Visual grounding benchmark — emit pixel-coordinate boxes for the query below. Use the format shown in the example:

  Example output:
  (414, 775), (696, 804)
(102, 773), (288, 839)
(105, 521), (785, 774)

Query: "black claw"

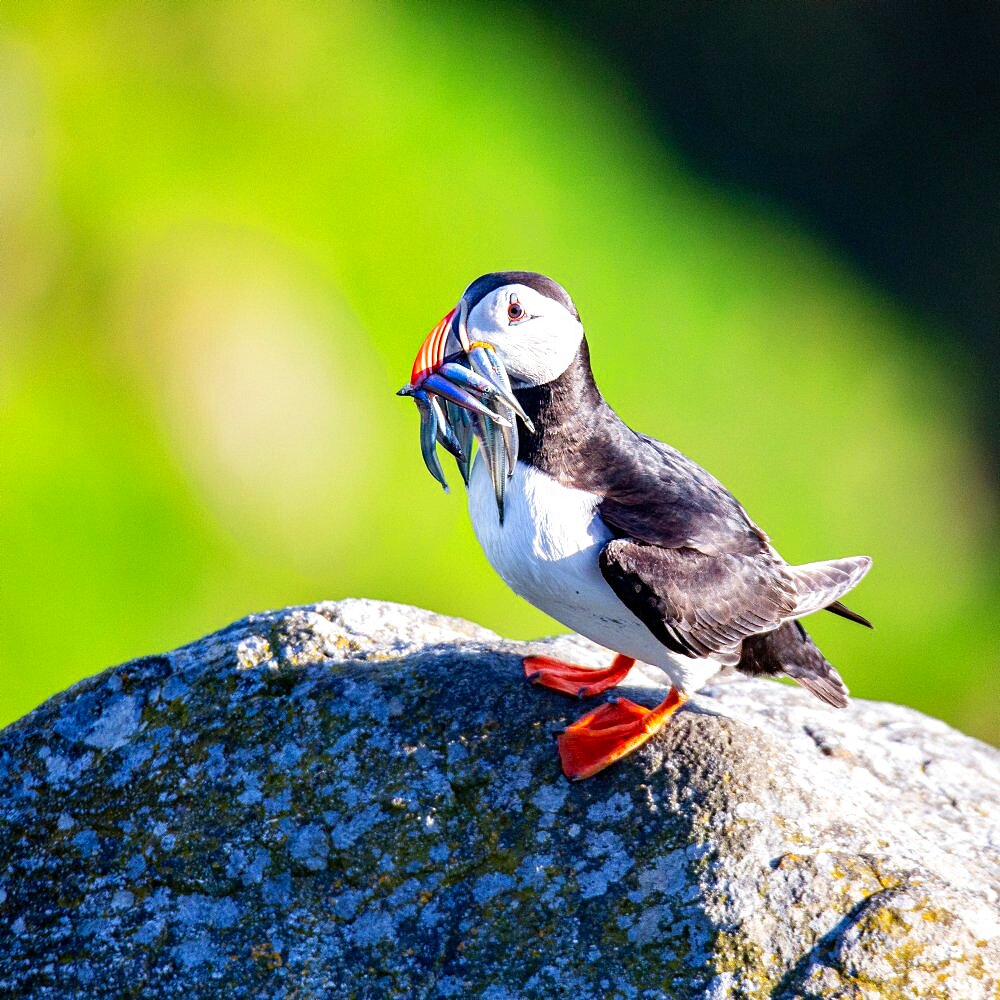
(526, 671), (542, 683)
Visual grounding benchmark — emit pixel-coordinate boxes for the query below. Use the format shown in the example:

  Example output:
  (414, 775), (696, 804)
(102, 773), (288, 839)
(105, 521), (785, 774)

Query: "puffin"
(402, 271), (872, 780)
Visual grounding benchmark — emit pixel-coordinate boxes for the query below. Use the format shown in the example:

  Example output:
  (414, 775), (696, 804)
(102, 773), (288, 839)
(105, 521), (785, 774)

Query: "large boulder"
(0, 599), (997, 999)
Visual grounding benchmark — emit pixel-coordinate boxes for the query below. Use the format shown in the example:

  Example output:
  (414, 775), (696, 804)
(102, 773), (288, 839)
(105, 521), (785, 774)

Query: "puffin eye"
(507, 299), (526, 323)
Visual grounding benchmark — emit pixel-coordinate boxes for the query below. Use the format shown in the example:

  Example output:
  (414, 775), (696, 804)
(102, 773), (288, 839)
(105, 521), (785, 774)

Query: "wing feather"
(599, 540), (798, 665)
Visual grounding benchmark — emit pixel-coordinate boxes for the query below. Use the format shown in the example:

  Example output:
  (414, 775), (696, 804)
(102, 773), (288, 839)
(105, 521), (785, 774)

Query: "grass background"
(1, 2), (996, 742)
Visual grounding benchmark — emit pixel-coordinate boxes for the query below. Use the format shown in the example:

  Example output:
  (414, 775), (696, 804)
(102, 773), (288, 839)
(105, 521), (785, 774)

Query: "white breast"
(467, 457), (724, 693)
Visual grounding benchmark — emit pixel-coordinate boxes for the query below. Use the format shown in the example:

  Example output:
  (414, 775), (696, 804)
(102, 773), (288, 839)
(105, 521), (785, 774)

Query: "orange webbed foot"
(523, 653), (635, 698)
(557, 688), (687, 781)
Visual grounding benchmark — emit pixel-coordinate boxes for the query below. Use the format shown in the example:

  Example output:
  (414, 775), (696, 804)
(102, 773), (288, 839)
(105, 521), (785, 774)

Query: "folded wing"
(599, 540), (798, 666)
(599, 540), (873, 669)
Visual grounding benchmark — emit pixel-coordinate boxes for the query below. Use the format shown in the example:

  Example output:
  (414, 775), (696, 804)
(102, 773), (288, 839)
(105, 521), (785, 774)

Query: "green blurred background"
(1, 2), (997, 742)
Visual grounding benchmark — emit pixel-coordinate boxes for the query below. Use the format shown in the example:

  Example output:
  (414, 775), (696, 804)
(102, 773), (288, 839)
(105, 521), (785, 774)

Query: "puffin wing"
(595, 432), (770, 556)
(598, 539), (798, 666)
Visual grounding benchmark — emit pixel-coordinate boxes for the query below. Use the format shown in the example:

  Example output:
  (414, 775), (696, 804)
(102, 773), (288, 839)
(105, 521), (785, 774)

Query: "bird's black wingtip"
(825, 600), (874, 630)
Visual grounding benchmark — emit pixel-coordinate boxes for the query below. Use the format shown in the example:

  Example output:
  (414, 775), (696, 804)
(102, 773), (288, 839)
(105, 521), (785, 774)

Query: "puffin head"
(410, 271), (583, 390)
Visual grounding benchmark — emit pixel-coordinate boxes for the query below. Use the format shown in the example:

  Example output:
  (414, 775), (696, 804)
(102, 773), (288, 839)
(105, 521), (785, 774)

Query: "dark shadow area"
(773, 882), (906, 997)
(525, 1), (999, 456)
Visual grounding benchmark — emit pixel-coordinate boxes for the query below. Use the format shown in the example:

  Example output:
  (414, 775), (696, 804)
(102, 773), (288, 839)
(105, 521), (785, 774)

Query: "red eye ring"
(507, 300), (525, 322)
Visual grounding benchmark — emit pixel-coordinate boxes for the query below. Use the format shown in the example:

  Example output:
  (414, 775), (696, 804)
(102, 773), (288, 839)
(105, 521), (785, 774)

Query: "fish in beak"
(397, 298), (533, 521)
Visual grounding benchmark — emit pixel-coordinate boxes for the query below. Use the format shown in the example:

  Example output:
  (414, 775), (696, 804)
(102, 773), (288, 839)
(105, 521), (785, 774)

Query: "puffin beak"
(397, 300), (526, 423)
(398, 297), (532, 513)
(409, 305), (465, 385)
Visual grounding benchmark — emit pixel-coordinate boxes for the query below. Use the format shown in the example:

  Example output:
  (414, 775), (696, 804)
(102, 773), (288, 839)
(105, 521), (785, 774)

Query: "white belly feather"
(468, 457), (723, 693)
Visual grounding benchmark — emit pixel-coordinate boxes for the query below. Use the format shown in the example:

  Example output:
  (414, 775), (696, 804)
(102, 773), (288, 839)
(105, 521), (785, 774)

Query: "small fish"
(497, 403), (518, 475)
(430, 395), (464, 462)
(465, 346), (533, 428)
(421, 372), (512, 426)
(401, 336), (525, 518)
(413, 389), (448, 493)
(438, 361), (526, 419)
(468, 342), (530, 478)
(470, 407), (508, 524)
(446, 400), (475, 486)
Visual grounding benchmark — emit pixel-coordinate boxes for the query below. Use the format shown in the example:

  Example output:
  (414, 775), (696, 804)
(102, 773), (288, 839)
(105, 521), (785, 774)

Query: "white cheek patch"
(467, 288), (583, 387)
(505, 321), (582, 386)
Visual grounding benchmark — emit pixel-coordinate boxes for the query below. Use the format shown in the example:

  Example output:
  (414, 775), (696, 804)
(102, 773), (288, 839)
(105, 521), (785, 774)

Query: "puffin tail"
(739, 622), (850, 708)
(789, 555), (873, 625)
(738, 556), (871, 708)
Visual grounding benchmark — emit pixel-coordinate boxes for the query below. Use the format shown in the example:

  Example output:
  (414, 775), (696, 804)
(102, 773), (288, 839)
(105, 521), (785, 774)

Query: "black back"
(514, 340), (767, 556)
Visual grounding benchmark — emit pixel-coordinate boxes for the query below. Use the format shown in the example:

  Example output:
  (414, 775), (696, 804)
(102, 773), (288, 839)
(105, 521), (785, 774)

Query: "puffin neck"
(513, 339), (613, 468)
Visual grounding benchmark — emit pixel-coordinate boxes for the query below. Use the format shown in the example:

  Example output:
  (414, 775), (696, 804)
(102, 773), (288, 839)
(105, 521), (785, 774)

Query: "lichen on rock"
(0, 599), (997, 998)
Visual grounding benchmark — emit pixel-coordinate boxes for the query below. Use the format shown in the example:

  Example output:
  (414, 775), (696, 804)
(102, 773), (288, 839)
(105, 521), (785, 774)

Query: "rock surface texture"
(1, 599), (998, 999)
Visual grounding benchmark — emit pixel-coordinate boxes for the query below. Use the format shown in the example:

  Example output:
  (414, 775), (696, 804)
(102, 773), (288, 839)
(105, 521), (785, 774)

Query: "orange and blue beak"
(400, 301), (526, 419)
(398, 298), (532, 520)
(409, 305), (462, 385)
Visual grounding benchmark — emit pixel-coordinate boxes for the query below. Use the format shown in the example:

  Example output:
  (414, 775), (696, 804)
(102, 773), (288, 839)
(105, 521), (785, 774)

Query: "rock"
(0, 599), (997, 999)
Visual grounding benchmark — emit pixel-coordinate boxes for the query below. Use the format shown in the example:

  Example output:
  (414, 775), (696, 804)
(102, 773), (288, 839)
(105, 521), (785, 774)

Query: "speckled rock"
(1, 599), (997, 999)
